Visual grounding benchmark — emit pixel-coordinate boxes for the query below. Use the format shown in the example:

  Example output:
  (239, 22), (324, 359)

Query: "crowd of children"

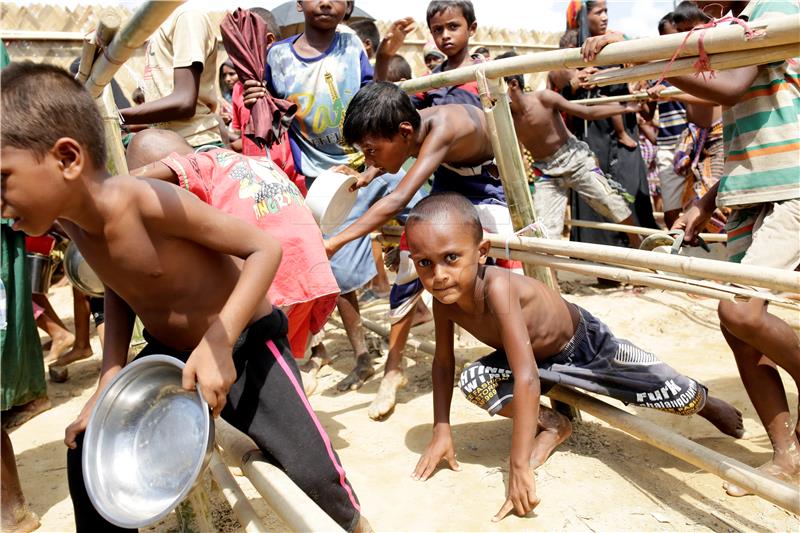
(1, 0), (798, 531)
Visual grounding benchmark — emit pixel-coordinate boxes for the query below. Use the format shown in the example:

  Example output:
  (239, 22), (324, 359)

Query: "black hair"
(658, 12), (675, 35)
(495, 50), (524, 88)
(219, 59), (236, 99)
(385, 55), (413, 83)
(1, 62), (106, 169)
(250, 7), (283, 40)
(672, 1), (711, 28)
(559, 29), (579, 49)
(349, 19), (380, 52)
(406, 192), (483, 245)
(343, 81), (420, 144)
(426, 0), (476, 27)
(473, 46), (490, 56)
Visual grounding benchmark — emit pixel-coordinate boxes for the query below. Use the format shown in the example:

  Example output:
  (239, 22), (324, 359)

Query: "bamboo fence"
(566, 220), (727, 242)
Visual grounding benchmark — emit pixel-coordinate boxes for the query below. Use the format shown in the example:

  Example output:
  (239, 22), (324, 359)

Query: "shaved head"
(126, 128), (193, 169)
(406, 192), (483, 245)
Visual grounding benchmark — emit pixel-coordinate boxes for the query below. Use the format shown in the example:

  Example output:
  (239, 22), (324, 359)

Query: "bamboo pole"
(175, 478), (215, 533)
(488, 233), (800, 293)
(76, 32), (98, 84)
(0, 30), (85, 40)
(570, 87), (684, 105)
(590, 42), (800, 87)
(547, 386), (800, 515)
(97, 85), (129, 176)
(358, 313), (800, 514)
(398, 15), (800, 93)
(493, 246), (797, 308)
(214, 419), (345, 533)
(85, 1), (181, 98)
(476, 71), (558, 289)
(566, 220), (727, 243)
(208, 451), (265, 533)
(76, 11), (121, 84)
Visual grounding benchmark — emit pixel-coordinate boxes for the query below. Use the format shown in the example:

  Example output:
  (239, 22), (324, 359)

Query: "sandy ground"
(7, 274), (800, 533)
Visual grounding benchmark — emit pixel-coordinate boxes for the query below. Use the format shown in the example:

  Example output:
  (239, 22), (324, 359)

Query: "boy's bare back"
(510, 90), (574, 161)
(61, 174), (275, 350)
(421, 103), (494, 168)
(435, 265), (579, 361)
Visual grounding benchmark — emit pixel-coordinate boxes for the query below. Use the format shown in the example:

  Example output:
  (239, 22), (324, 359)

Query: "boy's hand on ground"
(183, 339), (237, 418)
(378, 17), (415, 58)
(492, 466), (539, 522)
(412, 431), (461, 481)
(242, 80), (267, 109)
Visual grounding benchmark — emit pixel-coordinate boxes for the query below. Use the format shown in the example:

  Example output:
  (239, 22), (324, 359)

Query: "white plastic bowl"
(305, 169), (358, 233)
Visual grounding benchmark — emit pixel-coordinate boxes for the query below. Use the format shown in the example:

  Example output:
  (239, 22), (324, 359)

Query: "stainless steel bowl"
(82, 355), (214, 528)
(64, 241), (104, 297)
(26, 252), (56, 294)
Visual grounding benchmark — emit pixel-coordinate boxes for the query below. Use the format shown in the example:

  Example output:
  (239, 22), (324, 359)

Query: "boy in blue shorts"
(405, 193), (744, 521)
(1, 63), (367, 533)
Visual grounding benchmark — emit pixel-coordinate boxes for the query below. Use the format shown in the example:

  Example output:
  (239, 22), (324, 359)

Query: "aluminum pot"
(64, 241), (104, 297)
(82, 355), (214, 528)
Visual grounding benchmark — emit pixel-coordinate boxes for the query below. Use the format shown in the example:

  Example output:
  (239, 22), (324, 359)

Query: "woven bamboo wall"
(1, 4), (560, 100)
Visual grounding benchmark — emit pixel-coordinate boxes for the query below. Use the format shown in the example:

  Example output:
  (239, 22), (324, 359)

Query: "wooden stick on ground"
(208, 451), (265, 533)
(215, 419), (345, 533)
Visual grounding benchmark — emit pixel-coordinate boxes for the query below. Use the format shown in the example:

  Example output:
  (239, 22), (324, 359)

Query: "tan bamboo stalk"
(566, 220), (727, 242)
(547, 386), (800, 515)
(356, 315), (800, 514)
(570, 87), (684, 105)
(493, 246), (797, 307)
(0, 30), (85, 40)
(76, 32), (98, 84)
(361, 318), (437, 354)
(476, 71), (558, 289)
(85, 1), (181, 98)
(397, 14), (800, 93)
(215, 419), (345, 533)
(97, 85), (129, 176)
(208, 451), (265, 533)
(590, 42), (800, 87)
(488, 233), (799, 293)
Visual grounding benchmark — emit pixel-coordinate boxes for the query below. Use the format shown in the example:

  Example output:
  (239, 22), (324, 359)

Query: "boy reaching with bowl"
(0, 63), (367, 533)
(404, 193), (744, 521)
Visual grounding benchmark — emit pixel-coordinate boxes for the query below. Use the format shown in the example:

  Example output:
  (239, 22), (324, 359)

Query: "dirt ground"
(8, 274), (800, 533)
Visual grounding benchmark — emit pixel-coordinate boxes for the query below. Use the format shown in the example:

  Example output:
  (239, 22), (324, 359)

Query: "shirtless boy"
(1, 63), (365, 533)
(406, 193), (744, 520)
(500, 53), (642, 244)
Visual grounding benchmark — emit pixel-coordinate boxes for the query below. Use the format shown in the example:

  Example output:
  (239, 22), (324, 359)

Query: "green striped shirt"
(718, 0), (800, 207)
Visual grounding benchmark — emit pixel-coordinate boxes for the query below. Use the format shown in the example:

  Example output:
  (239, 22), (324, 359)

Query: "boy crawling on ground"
(0, 63), (366, 533)
(406, 192), (744, 521)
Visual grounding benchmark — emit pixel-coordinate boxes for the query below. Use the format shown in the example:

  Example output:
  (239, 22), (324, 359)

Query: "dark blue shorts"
(459, 306), (707, 416)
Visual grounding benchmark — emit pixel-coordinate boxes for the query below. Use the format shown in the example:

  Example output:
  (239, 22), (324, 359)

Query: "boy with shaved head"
(405, 192), (744, 520)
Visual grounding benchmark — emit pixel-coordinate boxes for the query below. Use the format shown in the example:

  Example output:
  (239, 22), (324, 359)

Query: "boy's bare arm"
(413, 300), (461, 481)
(130, 161), (179, 183)
(137, 179), (283, 416)
(120, 65), (202, 124)
(374, 17), (415, 81)
(666, 66), (759, 107)
(541, 90), (638, 121)
(486, 275), (540, 521)
(64, 288), (135, 448)
(326, 127), (453, 256)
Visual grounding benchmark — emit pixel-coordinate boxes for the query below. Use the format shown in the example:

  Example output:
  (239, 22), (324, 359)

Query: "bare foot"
(1, 397), (52, 430)
(723, 459), (800, 497)
(49, 345), (92, 367)
(618, 132), (638, 150)
(42, 332), (75, 365)
(336, 354), (376, 392)
(411, 302), (432, 328)
(1, 507), (40, 533)
(300, 369), (318, 397)
(530, 406), (572, 469)
(698, 396), (745, 438)
(300, 353), (332, 377)
(368, 370), (408, 420)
